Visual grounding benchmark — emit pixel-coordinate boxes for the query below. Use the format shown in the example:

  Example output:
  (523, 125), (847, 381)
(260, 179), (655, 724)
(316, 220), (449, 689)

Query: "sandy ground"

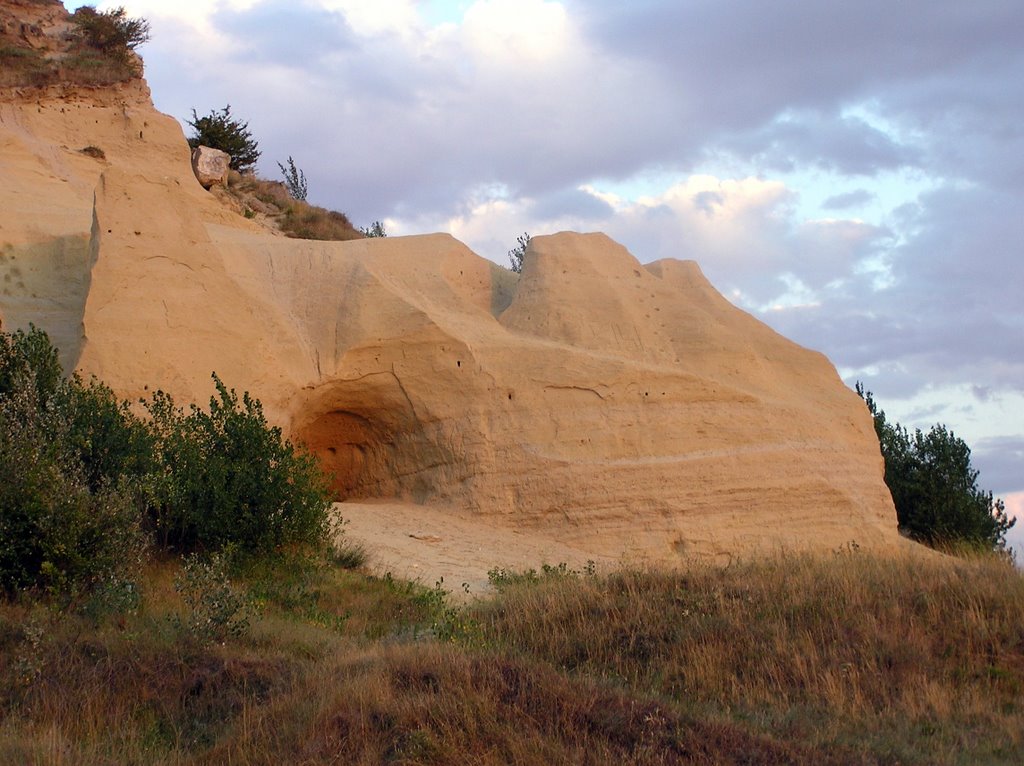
(335, 501), (621, 600)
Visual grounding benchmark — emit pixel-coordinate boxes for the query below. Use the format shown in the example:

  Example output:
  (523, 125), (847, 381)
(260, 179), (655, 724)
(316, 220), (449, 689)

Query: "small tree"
(187, 105), (261, 173)
(508, 232), (531, 273)
(856, 383), (1016, 553)
(361, 220), (387, 238)
(278, 156), (308, 201)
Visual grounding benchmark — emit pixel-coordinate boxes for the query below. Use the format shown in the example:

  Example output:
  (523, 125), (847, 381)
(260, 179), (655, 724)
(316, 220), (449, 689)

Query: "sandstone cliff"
(0, 0), (900, 564)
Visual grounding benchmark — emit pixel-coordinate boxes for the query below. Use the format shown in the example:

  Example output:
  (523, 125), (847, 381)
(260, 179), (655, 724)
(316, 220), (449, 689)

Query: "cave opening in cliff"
(297, 408), (397, 499)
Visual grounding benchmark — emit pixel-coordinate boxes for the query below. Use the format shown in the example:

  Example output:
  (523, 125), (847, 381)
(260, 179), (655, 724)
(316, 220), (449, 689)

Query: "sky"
(66, 1), (1023, 555)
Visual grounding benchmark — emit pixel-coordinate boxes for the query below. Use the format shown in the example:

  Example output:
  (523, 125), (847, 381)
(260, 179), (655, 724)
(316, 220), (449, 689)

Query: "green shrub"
(187, 105), (261, 173)
(0, 380), (143, 600)
(70, 6), (150, 61)
(508, 232), (530, 273)
(361, 220), (387, 238)
(1, 326), (155, 494)
(174, 551), (251, 644)
(1, 326), (333, 601)
(145, 374), (332, 554)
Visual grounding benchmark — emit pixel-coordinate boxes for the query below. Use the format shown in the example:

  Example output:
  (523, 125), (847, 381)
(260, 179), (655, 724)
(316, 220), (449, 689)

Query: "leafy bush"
(857, 383), (1016, 552)
(277, 156), (307, 201)
(145, 374), (332, 554)
(174, 551), (251, 644)
(0, 376), (143, 601)
(187, 105), (261, 173)
(1, 327), (333, 602)
(1, 326), (154, 493)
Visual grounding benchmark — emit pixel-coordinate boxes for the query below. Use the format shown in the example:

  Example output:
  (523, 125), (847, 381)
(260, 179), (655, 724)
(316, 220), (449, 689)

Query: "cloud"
(973, 437), (1024, 497)
(823, 189), (875, 210)
(720, 111), (920, 176)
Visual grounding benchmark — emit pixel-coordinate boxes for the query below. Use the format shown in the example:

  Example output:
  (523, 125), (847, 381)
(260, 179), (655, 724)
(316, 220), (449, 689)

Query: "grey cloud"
(721, 112), (919, 176)
(526, 187), (614, 221)
(973, 436), (1024, 497)
(213, 3), (356, 66)
(823, 189), (875, 210)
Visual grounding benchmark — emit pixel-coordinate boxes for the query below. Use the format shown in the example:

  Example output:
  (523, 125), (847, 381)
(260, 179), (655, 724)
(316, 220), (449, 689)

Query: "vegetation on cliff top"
(0, 5), (149, 89)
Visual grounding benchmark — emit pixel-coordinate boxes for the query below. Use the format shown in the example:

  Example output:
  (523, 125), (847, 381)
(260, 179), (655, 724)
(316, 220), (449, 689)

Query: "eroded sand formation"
(0, 0), (902, 581)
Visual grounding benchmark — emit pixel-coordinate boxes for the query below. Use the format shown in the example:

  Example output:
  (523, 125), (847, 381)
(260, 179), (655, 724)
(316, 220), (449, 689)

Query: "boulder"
(191, 145), (230, 189)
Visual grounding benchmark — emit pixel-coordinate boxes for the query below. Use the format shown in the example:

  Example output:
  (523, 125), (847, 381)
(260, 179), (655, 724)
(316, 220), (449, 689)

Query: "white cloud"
(318, 0), (420, 37)
(462, 0), (570, 62)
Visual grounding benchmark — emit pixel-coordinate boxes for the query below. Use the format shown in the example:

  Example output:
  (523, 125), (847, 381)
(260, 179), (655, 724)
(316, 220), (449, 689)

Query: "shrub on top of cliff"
(187, 105), (261, 173)
(508, 232), (530, 273)
(69, 6), (149, 78)
(145, 373), (332, 554)
(278, 156), (308, 201)
(361, 220), (387, 238)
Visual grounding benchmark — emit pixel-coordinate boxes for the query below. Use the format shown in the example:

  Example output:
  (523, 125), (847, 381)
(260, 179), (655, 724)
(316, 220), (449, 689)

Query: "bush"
(0, 373), (143, 601)
(1, 326), (155, 494)
(857, 383), (1016, 553)
(1, 327), (333, 602)
(70, 6), (150, 55)
(187, 105), (261, 173)
(361, 220), (387, 238)
(145, 374), (332, 554)
(174, 551), (251, 644)
(277, 156), (307, 201)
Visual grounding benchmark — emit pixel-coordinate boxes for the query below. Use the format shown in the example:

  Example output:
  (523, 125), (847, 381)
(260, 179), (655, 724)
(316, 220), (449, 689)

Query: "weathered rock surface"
(190, 145), (230, 188)
(0, 1), (901, 563)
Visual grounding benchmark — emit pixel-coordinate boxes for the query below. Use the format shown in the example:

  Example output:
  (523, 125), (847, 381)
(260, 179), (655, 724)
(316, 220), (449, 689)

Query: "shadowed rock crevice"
(293, 372), (459, 503)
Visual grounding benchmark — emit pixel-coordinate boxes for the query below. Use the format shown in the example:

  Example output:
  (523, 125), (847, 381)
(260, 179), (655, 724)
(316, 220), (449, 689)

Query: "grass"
(225, 174), (364, 241)
(0, 37), (138, 91)
(1, 550), (1021, 764)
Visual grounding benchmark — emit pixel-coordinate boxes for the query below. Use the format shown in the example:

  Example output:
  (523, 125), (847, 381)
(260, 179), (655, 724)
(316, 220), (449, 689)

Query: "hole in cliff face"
(298, 409), (394, 499)
(292, 371), (457, 504)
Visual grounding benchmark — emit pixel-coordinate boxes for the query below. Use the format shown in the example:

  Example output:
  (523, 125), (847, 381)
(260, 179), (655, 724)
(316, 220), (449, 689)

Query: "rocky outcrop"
(0, 0), (901, 562)
(191, 145), (230, 188)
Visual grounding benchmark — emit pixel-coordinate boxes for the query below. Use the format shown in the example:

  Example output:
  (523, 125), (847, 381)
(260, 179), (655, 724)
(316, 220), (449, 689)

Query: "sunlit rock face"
(0, 0), (899, 562)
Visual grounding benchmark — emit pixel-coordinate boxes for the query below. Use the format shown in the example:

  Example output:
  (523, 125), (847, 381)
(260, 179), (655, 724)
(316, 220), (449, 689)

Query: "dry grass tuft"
(223, 174), (363, 241)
